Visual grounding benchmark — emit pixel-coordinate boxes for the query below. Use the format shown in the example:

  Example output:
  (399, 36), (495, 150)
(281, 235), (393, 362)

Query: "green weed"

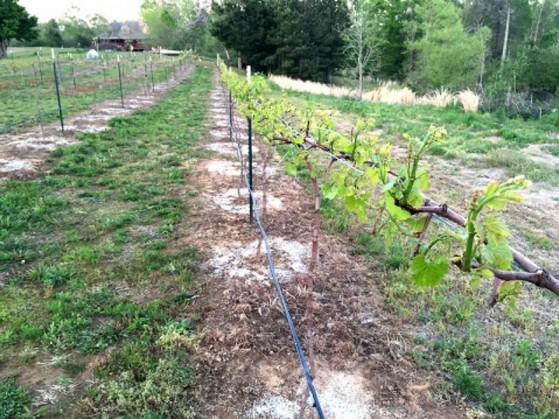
(0, 378), (31, 419)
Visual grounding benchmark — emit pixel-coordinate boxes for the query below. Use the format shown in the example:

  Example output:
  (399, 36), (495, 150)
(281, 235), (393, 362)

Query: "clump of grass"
(485, 149), (558, 183)
(421, 88), (456, 108)
(458, 89), (480, 113)
(366, 82), (417, 105)
(270, 75), (355, 98)
(27, 262), (78, 286)
(542, 144), (559, 157)
(0, 378), (31, 418)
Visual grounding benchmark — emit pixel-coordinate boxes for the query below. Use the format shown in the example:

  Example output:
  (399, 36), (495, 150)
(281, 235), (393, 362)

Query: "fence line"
(0, 56), (188, 135)
(225, 85), (325, 418)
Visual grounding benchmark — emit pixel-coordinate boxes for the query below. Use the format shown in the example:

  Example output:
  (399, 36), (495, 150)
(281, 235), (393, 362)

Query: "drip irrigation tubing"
(225, 86), (325, 419)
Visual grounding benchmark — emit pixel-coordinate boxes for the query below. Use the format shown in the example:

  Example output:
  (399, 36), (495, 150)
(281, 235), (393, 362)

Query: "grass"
(348, 227), (559, 417)
(271, 83), (559, 187)
(0, 64), (213, 416)
(0, 48), (185, 132)
(276, 83), (559, 416)
(0, 378), (32, 418)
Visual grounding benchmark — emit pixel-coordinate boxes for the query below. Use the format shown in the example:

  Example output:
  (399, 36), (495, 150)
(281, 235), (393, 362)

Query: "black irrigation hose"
(226, 87), (325, 419)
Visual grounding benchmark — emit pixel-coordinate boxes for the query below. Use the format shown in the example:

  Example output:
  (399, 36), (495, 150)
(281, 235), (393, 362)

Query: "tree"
(143, 0), (217, 53)
(211, 0), (281, 72)
(407, 0), (489, 90)
(43, 19), (63, 47)
(211, 0), (349, 81)
(344, 0), (382, 99)
(0, 0), (38, 58)
(89, 14), (111, 37)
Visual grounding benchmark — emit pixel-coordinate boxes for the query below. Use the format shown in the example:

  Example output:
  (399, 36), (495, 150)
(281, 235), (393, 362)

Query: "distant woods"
(210, 0), (559, 116)
(4, 0), (559, 116)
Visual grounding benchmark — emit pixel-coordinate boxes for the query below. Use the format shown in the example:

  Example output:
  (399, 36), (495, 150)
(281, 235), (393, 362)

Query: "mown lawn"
(0, 65), (212, 418)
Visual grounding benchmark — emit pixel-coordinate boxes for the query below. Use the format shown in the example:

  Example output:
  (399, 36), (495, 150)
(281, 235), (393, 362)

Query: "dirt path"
(0, 63), (195, 180)
(181, 70), (466, 418)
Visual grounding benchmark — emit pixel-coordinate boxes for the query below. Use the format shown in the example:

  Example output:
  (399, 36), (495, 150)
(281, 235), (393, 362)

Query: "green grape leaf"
(384, 193), (410, 221)
(417, 167), (430, 190)
(406, 215), (427, 233)
(286, 163), (297, 176)
(406, 180), (424, 207)
(470, 274), (482, 291)
(344, 194), (358, 212)
(365, 167), (379, 186)
(479, 269), (494, 278)
(481, 214), (511, 245)
(481, 242), (513, 270)
(322, 183), (338, 200)
(485, 192), (523, 211)
(499, 281), (522, 299)
(410, 253), (449, 287)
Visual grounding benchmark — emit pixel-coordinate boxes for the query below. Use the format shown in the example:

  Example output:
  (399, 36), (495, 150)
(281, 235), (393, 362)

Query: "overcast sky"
(19, 0), (145, 23)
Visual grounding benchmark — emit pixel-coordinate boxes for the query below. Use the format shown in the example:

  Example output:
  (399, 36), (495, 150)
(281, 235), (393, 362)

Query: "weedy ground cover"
(0, 65), (212, 417)
(271, 85), (559, 417)
(0, 48), (182, 131)
(275, 86), (559, 186)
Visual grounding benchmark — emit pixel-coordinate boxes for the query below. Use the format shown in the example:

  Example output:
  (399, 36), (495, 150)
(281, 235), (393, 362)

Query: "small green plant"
(453, 364), (484, 400)
(27, 263), (78, 286)
(0, 378), (31, 418)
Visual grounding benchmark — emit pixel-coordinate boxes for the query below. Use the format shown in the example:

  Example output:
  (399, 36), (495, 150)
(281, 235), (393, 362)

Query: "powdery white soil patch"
(74, 114), (114, 122)
(210, 119), (230, 129)
(98, 107), (130, 115)
(248, 369), (386, 419)
(212, 188), (282, 214)
(524, 144), (559, 167)
(204, 237), (310, 283)
(204, 160), (276, 177)
(0, 159), (33, 172)
(9, 135), (74, 151)
(128, 98), (154, 104)
(205, 142), (259, 156)
(205, 160), (242, 176)
(209, 130), (249, 142)
(56, 125), (109, 133)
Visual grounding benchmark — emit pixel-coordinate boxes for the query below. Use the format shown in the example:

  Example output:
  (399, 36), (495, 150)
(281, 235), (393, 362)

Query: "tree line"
(2, 0), (559, 116)
(211, 0), (559, 116)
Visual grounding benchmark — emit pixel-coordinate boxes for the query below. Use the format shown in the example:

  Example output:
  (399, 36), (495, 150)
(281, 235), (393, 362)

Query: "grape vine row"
(219, 64), (559, 304)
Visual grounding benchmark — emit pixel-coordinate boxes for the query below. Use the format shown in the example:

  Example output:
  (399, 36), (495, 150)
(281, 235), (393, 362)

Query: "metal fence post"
(53, 61), (64, 132)
(117, 56), (124, 108)
(248, 117), (254, 222)
(228, 90), (233, 142)
(150, 61), (155, 93)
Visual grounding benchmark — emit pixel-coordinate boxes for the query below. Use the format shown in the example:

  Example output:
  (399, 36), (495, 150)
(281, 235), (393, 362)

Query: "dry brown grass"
(458, 89), (480, 113)
(270, 75), (355, 98)
(421, 89), (457, 108)
(270, 75), (482, 112)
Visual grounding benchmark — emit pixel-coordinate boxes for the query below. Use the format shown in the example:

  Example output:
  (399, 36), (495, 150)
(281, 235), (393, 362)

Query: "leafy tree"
(142, 0), (217, 53)
(0, 0), (38, 58)
(211, 0), (280, 71)
(343, 0), (382, 99)
(59, 13), (95, 48)
(407, 0), (489, 90)
(211, 0), (349, 81)
(365, 0), (421, 80)
(89, 14), (112, 37)
(43, 19), (63, 47)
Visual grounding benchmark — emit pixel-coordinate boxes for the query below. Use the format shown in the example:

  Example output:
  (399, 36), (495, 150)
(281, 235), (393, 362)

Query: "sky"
(18, 0), (145, 23)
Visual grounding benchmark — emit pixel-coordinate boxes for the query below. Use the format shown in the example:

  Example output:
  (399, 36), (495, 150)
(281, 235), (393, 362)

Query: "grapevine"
(219, 64), (559, 302)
